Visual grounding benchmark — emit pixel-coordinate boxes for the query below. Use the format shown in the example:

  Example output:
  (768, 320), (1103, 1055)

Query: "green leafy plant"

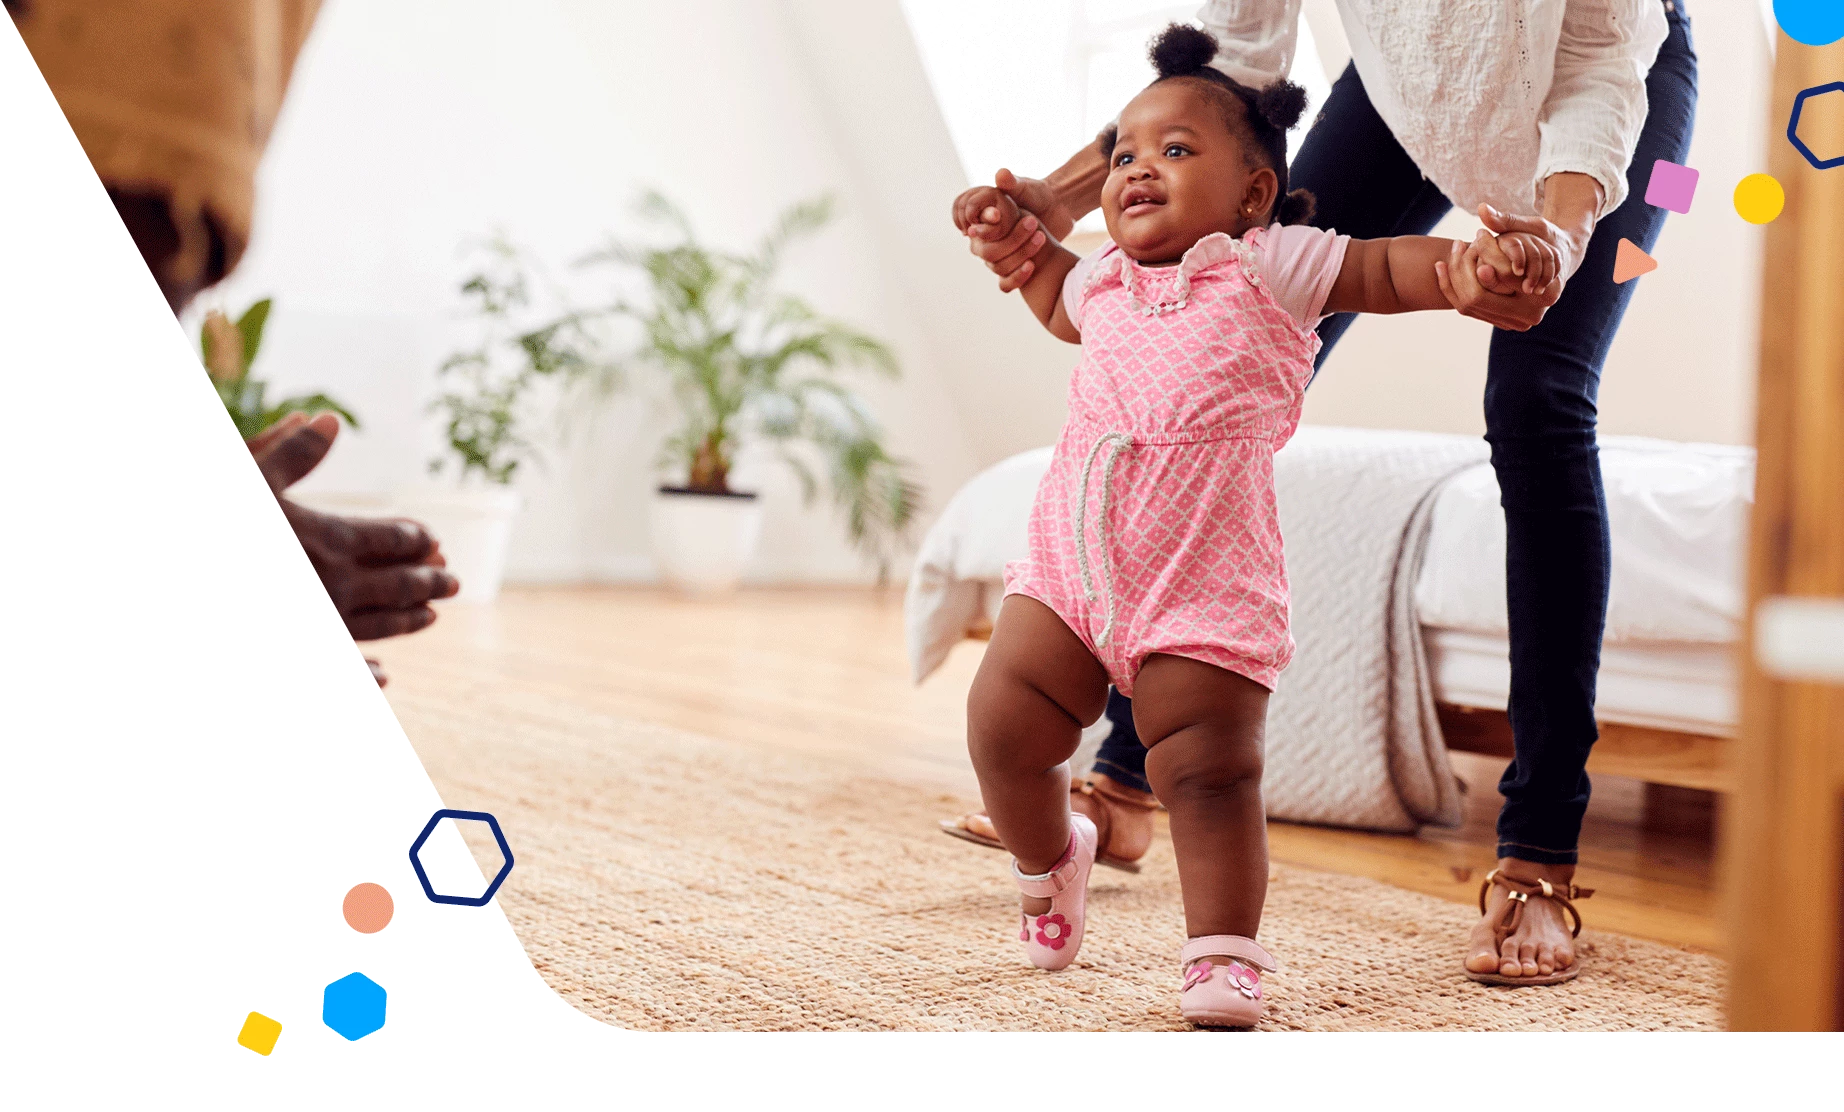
(200, 298), (359, 438)
(432, 237), (583, 485)
(527, 192), (922, 574)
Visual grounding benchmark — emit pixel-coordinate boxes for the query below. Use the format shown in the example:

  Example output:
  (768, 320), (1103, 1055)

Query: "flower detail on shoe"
(1034, 913), (1071, 950)
(1226, 961), (1262, 1000)
(1019, 915), (1031, 942)
(1183, 963), (1213, 991)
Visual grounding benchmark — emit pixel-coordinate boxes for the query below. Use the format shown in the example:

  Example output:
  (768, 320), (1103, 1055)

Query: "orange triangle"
(1613, 238), (1657, 283)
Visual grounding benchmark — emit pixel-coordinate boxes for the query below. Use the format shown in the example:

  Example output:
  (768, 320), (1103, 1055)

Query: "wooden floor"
(376, 585), (1720, 953)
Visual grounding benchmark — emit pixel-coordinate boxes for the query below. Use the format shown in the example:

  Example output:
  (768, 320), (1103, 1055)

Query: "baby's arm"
(1322, 236), (1469, 316)
(1325, 233), (1562, 317)
(1011, 237), (1083, 344)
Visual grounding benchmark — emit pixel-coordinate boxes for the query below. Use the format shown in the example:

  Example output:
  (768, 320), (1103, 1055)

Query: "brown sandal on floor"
(938, 776), (1158, 873)
(1464, 868), (1596, 987)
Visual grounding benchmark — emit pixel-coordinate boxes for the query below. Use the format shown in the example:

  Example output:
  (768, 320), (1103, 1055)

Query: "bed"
(906, 427), (1751, 830)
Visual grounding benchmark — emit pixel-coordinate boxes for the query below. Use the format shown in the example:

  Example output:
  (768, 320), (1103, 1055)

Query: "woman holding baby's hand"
(945, 0), (1697, 990)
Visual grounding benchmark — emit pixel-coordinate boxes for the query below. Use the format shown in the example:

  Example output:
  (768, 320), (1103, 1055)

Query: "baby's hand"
(953, 169), (1049, 293)
(954, 180), (1022, 238)
(1470, 228), (1561, 297)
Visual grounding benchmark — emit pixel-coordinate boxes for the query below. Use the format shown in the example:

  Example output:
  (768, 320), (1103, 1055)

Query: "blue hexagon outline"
(408, 808), (515, 907)
(1788, 82), (1844, 170)
(322, 971), (387, 1041)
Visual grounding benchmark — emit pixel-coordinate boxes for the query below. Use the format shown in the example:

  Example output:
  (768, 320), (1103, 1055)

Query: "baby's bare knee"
(966, 665), (1091, 775)
(1147, 726), (1264, 806)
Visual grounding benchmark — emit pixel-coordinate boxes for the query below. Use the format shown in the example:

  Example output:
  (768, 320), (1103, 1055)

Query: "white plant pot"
(650, 487), (764, 596)
(390, 486), (523, 605)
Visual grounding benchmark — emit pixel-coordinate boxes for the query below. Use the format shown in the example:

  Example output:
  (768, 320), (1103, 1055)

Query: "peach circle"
(342, 883), (394, 934)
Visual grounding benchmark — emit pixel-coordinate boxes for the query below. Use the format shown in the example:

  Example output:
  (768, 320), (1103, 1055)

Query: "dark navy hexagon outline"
(408, 808), (515, 907)
(1788, 82), (1844, 170)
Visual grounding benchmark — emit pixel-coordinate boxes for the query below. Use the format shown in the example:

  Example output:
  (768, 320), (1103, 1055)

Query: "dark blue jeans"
(1092, 0), (1698, 865)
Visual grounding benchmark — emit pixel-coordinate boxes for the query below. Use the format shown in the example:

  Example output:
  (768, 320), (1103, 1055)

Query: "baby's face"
(1102, 81), (1261, 266)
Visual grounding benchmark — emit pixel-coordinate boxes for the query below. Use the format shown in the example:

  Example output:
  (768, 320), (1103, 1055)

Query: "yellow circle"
(1734, 173), (1786, 225)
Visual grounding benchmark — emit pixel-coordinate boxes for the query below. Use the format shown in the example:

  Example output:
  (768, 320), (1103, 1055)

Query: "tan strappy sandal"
(1465, 868), (1595, 986)
(939, 776), (1158, 873)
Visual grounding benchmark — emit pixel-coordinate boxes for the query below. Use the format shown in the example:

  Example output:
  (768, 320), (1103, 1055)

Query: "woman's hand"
(1434, 237), (1562, 332)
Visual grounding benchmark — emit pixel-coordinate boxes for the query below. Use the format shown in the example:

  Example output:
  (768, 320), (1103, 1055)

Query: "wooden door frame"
(1724, 28), (1844, 1032)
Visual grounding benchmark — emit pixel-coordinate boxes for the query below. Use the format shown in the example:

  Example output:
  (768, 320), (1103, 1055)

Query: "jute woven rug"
(401, 691), (1724, 1032)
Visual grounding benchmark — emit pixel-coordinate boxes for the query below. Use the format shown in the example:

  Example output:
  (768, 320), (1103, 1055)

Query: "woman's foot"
(1464, 858), (1582, 979)
(943, 773), (1156, 870)
(1015, 814), (1098, 971)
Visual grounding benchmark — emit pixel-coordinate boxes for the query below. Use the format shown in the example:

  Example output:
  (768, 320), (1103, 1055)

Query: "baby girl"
(958, 23), (1557, 1028)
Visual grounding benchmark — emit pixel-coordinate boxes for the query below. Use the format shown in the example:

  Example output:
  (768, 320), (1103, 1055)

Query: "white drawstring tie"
(1073, 431), (1134, 647)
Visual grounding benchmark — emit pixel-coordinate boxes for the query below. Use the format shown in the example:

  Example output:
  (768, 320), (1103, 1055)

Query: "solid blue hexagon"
(408, 808), (515, 907)
(1788, 82), (1844, 170)
(322, 972), (387, 1041)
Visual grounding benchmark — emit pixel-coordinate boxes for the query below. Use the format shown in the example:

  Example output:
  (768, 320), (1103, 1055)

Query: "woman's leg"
(1132, 654), (1272, 943)
(966, 594), (1110, 912)
(1467, 0), (1698, 979)
(1292, 62), (1456, 372)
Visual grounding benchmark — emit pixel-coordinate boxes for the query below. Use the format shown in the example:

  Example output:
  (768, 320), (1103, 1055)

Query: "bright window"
(903, 1), (1336, 234)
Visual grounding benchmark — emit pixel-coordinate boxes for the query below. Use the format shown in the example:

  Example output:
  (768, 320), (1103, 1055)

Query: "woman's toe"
(1517, 941), (1540, 977)
(963, 812), (997, 840)
(1499, 938), (1522, 977)
(1535, 944), (1557, 976)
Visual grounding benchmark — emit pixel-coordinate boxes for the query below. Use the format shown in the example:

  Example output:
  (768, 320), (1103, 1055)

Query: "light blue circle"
(1776, 0), (1844, 46)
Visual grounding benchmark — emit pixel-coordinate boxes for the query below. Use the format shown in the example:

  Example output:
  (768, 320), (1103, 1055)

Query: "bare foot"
(1464, 858), (1581, 979)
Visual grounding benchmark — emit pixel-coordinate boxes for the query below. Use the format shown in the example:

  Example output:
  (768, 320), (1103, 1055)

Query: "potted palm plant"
(526, 192), (921, 593)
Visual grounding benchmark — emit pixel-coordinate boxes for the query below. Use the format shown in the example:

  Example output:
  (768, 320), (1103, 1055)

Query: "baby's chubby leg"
(1134, 655), (1271, 946)
(967, 595), (1110, 913)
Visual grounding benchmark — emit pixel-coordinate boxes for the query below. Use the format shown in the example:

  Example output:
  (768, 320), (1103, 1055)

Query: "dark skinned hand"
(249, 413), (459, 676)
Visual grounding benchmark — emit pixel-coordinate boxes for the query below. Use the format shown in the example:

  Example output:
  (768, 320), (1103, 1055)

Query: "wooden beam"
(1724, 29), (1844, 1032)
(1437, 705), (1731, 794)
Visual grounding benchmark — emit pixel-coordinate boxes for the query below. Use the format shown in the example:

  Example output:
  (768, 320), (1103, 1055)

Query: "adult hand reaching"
(1434, 205), (1576, 332)
(250, 412), (459, 649)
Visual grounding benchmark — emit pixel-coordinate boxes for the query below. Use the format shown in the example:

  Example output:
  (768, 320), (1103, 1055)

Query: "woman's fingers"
(998, 258), (1035, 293)
(975, 214), (1041, 274)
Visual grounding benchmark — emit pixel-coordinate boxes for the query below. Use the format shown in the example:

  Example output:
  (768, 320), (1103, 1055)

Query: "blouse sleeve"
(1255, 224), (1349, 329)
(1194, 0), (1305, 88)
(1537, 0), (1670, 219)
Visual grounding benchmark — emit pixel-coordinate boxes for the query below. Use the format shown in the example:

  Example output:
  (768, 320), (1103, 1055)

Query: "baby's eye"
(1164, 144), (1189, 159)
(1115, 152), (1134, 168)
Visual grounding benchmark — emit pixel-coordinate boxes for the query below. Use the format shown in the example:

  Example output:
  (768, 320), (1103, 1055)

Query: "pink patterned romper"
(1002, 225), (1347, 696)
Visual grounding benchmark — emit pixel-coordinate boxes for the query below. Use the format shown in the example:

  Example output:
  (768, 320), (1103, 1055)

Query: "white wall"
(206, 0), (981, 584)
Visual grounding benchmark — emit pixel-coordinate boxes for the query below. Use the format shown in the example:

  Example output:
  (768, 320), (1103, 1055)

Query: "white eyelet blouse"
(1197, 0), (1671, 219)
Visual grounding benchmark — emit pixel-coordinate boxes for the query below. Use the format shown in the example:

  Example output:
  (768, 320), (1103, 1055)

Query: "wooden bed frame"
(966, 618), (1732, 794)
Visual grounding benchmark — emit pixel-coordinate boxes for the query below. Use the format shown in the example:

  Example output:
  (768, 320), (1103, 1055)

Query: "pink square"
(1645, 159), (1699, 214)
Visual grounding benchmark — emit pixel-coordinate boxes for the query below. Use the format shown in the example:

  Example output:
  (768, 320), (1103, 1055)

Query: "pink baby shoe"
(1012, 814), (1098, 971)
(1179, 935), (1278, 1027)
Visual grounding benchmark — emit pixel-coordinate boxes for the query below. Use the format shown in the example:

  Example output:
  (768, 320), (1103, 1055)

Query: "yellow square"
(237, 1011), (282, 1056)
